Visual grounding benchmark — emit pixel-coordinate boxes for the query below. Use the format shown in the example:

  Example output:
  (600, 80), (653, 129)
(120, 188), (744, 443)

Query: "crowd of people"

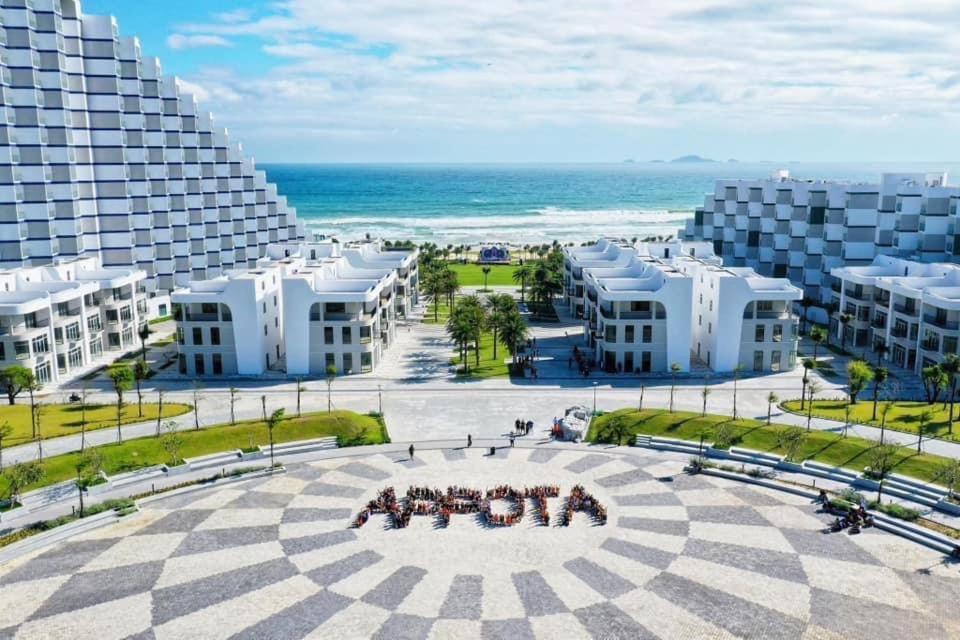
(513, 419), (534, 436)
(568, 345), (593, 377)
(353, 484), (569, 529)
(560, 484), (608, 526)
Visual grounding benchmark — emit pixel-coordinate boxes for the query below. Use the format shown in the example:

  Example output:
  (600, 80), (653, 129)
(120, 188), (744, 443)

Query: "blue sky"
(83, 1), (960, 164)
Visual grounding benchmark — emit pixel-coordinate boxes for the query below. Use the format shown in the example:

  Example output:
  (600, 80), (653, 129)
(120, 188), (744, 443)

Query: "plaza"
(1, 444), (956, 639)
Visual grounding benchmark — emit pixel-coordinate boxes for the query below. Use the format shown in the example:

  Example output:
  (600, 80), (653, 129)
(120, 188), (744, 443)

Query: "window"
(753, 350), (764, 371)
(773, 324), (782, 342)
(264, 325), (268, 336)
(274, 295), (278, 307)
(178, 354), (186, 374)
(57, 302), (70, 316)
(343, 353), (353, 373)
(194, 354), (205, 375)
(14, 341), (29, 359)
(326, 302), (346, 314)
(0, 343), (4, 360)
(108, 333), (121, 348)
(262, 302), (266, 314)
(274, 317), (278, 328)
(212, 353), (223, 375)
(708, 322), (712, 334)
(210, 327), (220, 345)
(771, 350), (782, 372)
(625, 326), (635, 343)
(176, 327), (184, 345)
(360, 326), (372, 343)
(755, 325), (765, 342)
(66, 322), (80, 342)
(325, 353), (335, 369)
(709, 300), (713, 311)
(201, 303), (217, 315)
(87, 314), (101, 332)
(120, 306), (132, 322)
(106, 308), (119, 323)
(310, 304), (321, 321)
(192, 327), (203, 345)
(642, 326), (652, 343)
(324, 327), (334, 344)
(31, 335), (49, 354)
(24, 313), (37, 329)
(54, 327), (63, 344)
(342, 327), (352, 344)
(89, 337), (103, 358)
(221, 306), (232, 321)
(35, 361), (51, 384)
(361, 352), (372, 371)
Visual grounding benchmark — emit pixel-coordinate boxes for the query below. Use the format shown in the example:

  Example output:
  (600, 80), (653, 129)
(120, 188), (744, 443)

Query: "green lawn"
(0, 410), (388, 497)
(588, 409), (956, 486)
(452, 332), (512, 379)
(0, 403), (192, 445)
(782, 399), (960, 443)
(448, 263), (517, 288)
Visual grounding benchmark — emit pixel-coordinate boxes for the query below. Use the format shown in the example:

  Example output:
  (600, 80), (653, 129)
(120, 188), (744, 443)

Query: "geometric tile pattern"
(0, 447), (957, 639)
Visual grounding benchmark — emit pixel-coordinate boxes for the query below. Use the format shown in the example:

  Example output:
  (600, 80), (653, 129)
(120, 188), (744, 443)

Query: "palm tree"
(138, 323), (152, 363)
(24, 372), (41, 440)
(296, 377), (305, 418)
(871, 366), (888, 421)
(873, 341), (889, 366)
(701, 386), (711, 416)
(486, 294), (516, 360)
(766, 392), (778, 425)
(669, 363), (681, 413)
(133, 359), (149, 417)
(512, 264), (533, 303)
(799, 297), (815, 335)
(266, 408), (285, 469)
(191, 381), (203, 430)
(499, 313), (529, 369)
(800, 358), (815, 410)
(107, 366), (134, 442)
(809, 325), (826, 362)
(481, 266), (491, 291)
(941, 353), (960, 434)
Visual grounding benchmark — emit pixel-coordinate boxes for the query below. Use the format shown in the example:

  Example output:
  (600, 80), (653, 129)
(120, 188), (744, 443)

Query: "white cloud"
(166, 33), (232, 50)
(161, 0), (960, 159)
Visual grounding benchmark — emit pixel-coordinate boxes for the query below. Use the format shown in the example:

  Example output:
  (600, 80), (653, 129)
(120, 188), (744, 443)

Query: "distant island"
(670, 155), (717, 163)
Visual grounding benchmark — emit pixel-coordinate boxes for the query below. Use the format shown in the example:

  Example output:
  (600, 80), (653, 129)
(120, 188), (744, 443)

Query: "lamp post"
(592, 381), (599, 415)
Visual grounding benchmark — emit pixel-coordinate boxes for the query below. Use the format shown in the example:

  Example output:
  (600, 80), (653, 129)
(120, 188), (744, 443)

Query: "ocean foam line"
(300, 208), (694, 229)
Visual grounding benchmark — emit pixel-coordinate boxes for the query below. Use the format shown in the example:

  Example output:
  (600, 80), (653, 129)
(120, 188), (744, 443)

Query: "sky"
(82, 0), (960, 164)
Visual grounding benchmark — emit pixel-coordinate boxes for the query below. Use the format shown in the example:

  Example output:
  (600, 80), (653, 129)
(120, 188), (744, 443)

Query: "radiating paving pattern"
(0, 447), (957, 640)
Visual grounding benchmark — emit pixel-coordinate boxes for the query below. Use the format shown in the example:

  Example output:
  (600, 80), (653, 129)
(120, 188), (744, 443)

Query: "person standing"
(467, 434), (472, 448)
(408, 444), (415, 460)
(509, 434), (515, 447)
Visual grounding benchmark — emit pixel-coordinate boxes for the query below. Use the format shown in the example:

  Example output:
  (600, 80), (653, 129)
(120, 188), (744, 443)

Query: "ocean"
(260, 162), (960, 246)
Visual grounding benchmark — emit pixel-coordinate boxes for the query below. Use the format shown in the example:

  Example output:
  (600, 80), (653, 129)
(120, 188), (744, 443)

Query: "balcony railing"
(924, 315), (960, 331)
(893, 304), (918, 316)
(921, 340), (940, 352)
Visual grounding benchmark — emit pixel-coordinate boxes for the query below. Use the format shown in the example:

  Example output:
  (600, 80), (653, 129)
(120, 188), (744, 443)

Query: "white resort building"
(568, 240), (801, 373)
(171, 241), (417, 377)
(831, 256), (960, 373)
(680, 171), (960, 322)
(0, 0), (304, 293)
(0, 256), (146, 383)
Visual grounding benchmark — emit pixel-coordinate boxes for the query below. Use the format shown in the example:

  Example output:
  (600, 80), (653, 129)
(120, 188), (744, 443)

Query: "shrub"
(870, 501), (921, 521)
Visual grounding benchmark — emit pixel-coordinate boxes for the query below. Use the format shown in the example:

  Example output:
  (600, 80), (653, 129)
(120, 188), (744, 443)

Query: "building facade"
(0, 0), (304, 293)
(172, 241), (417, 377)
(569, 240), (800, 373)
(0, 255), (146, 383)
(831, 256), (960, 373)
(679, 172), (960, 323)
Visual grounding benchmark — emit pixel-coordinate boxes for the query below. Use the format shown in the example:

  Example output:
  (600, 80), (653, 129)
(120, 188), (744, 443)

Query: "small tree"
(878, 401), (894, 445)
(155, 389), (164, 437)
(600, 415), (630, 446)
(4, 461), (44, 508)
(809, 325), (826, 362)
(191, 381), (204, 430)
(261, 394), (267, 421)
(921, 365), (948, 404)
(75, 449), (104, 517)
(158, 420), (183, 467)
(766, 392), (778, 425)
(481, 265), (491, 291)
(266, 408), (285, 468)
(701, 386), (712, 417)
(871, 366), (888, 421)
(714, 422), (737, 449)
(805, 381), (821, 431)
(229, 387), (239, 425)
(26, 373), (41, 441)
(669, 363), (681, 413)
(296, 377), (305, 418)
(638, 385), (645, 412)
(942, 353), (960, 434)
(916, 408), (934, 453)
(843, 393), (852, 438)
(845, 360), (873, 404)
(107, 366), (134, 442)
(800, 358), (815, 410)
(325, 366), (337, 413)
(0, 364), (33, 405)
(133, 359), (150, 417)
(935, 460), (960, 502)
(868, 444), (900, 503)
(731, 364), (743, 420)
(776, 427), (807, 462)
(0, 421), (12, 471)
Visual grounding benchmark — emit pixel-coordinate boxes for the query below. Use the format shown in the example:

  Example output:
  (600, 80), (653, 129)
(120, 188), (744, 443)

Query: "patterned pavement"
(0, 447), (957, 640)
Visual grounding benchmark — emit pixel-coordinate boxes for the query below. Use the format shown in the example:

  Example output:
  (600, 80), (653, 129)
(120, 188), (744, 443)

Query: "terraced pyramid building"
(0, 0), (305, 292)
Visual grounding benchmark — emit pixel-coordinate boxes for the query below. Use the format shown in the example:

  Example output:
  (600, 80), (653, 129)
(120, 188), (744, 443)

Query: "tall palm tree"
(731, 364), (744, 420)
(486, 294), (516, 360)
(941, 353), (960, 434)
(499, 313), (529, 370)
(481, 266), (491, 291)
(870, 366), (888, 421)
(800, 358), (815, 410)
(766, 392), (778, 424)
(512, 264), (533, 303)
(799, 297), (815, 335)
(809, 325), (826, 361)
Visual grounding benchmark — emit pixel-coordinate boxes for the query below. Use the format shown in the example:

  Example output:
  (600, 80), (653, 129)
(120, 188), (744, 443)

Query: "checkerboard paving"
(0, 447), (956, 640)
